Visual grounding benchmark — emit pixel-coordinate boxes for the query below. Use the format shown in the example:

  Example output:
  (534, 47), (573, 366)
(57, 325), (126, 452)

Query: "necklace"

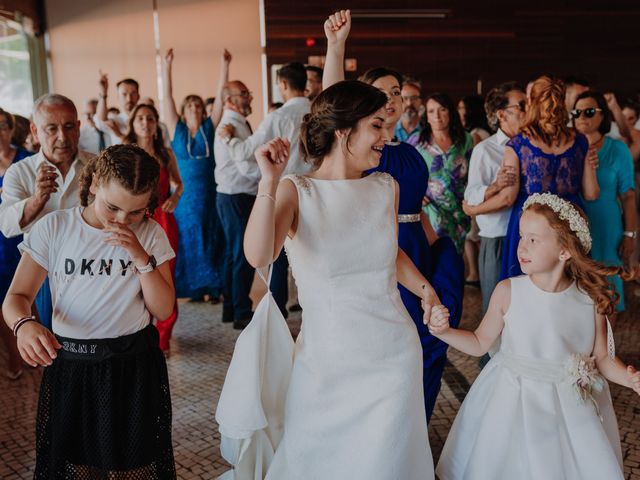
(590, 134), (605, 150)
(186, 125), (210, 160)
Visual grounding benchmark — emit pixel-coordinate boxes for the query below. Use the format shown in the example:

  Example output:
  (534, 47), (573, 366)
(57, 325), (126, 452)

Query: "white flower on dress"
(565, 353), (605, 419)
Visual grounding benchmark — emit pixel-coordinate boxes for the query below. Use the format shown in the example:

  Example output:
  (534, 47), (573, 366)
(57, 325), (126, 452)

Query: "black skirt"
(34, 324), (176, 479)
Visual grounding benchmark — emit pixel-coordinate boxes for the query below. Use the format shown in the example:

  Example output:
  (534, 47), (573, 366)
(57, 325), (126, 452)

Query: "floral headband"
(522, 193), (592, 253)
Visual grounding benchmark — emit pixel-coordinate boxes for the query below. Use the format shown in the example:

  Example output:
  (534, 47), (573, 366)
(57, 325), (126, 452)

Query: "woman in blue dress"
(324, 10), (465, 422)
(463, 76), (599, 280)
(161, 48), (230, 299)
(573, 91), (636, 316)
(0, 107), (31, 379)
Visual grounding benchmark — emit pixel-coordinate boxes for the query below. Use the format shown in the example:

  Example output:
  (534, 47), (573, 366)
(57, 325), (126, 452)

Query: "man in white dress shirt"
(78, 98), (111, 154)
(0, 94), (96, 328)
(219, 62), (311, 319)
(94, 74), (139, 145)
(464, 82), (526, 312)
(214, 81), (261, 329)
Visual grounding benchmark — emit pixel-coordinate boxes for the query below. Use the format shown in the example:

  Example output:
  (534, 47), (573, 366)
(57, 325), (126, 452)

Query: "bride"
(221, 78), (448, 479)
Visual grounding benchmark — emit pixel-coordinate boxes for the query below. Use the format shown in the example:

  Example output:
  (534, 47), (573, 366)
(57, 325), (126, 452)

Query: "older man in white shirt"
(464, 82), (526, 313)
(0, 94), (95, 328)
(214, 80), (261, 329)
(219, 62), (311, 320)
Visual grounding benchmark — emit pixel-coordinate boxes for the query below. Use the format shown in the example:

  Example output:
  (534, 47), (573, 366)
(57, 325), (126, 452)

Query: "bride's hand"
(255, 137), (290, 181)
(421, 286), (441, 324)
(324, 9), (351, 45)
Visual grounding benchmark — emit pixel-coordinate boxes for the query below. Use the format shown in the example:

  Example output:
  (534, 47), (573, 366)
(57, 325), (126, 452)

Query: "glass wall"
(0, 16), (35, 117)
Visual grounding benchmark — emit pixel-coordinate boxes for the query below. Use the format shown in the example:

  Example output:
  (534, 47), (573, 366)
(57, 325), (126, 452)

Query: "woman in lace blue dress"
(463, 76), (599, 280)
(323, 10), (465, 422)
(161, 48), (229, 299)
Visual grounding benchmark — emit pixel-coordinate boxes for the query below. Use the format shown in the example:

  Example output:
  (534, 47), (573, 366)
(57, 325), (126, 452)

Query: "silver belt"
(398, 213), (421, 223)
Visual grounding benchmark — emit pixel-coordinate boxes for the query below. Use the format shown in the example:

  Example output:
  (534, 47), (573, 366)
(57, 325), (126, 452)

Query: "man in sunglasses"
(463, 82), (526, 320)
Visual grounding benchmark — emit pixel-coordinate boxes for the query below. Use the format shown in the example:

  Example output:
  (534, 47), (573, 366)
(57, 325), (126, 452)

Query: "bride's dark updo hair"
(300, 80), (387, 168)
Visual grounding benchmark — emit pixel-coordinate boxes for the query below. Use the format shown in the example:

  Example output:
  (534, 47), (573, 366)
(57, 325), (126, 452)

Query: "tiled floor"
(1, 284), (639, 479)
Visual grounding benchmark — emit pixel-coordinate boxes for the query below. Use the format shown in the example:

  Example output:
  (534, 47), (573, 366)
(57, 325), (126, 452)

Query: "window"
(0, 16), (35, 116)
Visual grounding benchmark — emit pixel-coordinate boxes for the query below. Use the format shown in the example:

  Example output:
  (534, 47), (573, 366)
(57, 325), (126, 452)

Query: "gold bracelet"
(257, 193), (276, 202)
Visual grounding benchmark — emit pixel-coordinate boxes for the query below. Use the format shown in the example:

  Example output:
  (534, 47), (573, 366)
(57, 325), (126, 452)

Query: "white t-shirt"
(19, 207), (175, 339)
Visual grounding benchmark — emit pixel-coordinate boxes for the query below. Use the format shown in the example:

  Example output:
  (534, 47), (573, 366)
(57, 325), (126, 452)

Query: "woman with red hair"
(463, 76), (600, 280)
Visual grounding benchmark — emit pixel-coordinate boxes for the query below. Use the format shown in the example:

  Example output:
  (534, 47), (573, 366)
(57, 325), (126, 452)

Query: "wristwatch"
(623, 231), (637, 239)
(134, 255), (157, 274)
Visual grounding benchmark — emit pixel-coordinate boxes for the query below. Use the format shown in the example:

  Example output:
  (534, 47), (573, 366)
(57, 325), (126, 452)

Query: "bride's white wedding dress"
(216, 172), (434, 480)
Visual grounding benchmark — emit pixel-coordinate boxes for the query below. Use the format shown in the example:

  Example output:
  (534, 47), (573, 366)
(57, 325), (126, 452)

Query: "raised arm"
(161, 48), (180, 140)
(605, 93), (632, 141)
(463, 147), (520, 216)
(428, 278), (510, 356)
(96, 70), (109, 122)
(322, 9), (351, 89)
(244, 138), (298, 268)
(210, 49), (231, 128)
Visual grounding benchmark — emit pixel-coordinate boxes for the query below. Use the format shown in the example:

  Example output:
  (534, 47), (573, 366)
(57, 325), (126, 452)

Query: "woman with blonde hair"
(463, 75), (599, 280)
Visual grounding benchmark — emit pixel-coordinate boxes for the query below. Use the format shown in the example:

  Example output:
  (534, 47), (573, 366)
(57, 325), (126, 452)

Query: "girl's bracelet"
(12, 315), (37, 337)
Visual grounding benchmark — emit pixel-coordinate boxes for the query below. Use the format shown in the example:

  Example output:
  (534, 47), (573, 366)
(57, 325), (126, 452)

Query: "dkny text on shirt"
(63, 258), (132, 276)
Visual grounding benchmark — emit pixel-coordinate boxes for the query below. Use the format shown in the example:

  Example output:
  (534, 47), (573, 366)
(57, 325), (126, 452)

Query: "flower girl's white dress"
(217, 172), (434, 480)
(436, 275), (624, 480)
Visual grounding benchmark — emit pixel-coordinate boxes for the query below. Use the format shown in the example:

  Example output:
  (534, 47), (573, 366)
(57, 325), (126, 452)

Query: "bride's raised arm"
(322, 9), (351, 89)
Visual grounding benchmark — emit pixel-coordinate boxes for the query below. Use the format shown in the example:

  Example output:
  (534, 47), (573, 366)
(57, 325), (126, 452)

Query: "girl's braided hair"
(79, 144), (160, 211)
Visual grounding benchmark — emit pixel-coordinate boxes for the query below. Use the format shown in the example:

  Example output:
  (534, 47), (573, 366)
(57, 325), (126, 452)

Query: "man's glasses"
(571, 107), (602, 119)
(503, 101), (526, 113)
(229, 91), (252, 98)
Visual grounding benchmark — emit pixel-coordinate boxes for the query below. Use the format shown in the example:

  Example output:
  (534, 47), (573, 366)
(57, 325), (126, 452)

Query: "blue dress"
(582, 137), (635, 311)
(500, 133), (588, 280)
(0, 147), (31, 300)
(171, 118), (224, 298)
(368, 142), (465, 422)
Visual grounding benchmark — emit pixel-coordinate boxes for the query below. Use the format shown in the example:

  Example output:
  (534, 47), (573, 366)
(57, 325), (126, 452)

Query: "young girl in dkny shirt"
(2, 144), (177, 479)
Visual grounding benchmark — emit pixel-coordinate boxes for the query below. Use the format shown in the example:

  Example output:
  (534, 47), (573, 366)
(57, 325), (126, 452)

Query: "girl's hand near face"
(103, 220), (149, 266)
(16, 321), (61, 367)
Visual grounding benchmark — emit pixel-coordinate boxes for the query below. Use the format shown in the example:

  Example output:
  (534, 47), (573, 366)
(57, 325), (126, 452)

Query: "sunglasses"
(229, 91), (252, 98)
(571, 107), (602, 119)
(503, 101), (526, 113)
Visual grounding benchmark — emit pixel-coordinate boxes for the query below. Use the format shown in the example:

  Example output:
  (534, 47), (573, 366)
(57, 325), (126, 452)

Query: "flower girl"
(429, 192), (640, 479)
